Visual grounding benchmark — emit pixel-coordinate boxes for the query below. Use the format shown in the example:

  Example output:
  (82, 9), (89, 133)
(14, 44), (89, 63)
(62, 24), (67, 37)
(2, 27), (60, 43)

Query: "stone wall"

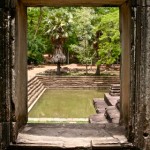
(37, 75), (120, 89)
(129, 1), (150, 149)
(0, 1), (15, 148)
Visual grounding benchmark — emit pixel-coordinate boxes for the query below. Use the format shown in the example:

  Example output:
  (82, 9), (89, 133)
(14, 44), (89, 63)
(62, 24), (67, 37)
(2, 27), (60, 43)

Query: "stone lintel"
(21, 0), (126, 7)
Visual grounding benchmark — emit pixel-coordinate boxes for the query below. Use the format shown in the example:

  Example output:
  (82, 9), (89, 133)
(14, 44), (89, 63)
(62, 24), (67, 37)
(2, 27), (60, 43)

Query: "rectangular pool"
(29, 89), (105, 118)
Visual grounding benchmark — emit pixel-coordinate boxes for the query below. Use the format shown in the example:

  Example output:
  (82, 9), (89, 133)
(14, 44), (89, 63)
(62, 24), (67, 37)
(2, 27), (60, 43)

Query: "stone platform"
(89, 84), (120, 124)
(9, 123), (133, 150)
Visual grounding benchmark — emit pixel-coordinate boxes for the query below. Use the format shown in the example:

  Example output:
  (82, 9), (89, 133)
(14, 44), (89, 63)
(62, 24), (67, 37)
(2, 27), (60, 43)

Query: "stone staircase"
(37, 75), (120, 90)
(89, 84), (120, 124)
(28, 77), (46, 109)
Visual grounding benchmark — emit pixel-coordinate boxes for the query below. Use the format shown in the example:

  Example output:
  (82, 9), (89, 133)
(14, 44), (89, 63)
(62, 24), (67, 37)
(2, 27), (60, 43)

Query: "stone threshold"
(28, 118), (88, 123)
(10, 123), (134, 150)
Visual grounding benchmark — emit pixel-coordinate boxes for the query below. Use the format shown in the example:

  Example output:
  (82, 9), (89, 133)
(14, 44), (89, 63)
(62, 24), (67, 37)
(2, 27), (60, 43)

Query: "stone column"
(0, 1), (16, 149)
(130, 1), (150, 149)
(120, 1), (131, 126)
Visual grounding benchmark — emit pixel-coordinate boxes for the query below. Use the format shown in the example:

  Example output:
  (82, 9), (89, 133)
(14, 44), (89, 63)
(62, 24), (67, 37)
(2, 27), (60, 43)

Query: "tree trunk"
(95, 64), (100, 75)
(90, 60), (93, 70)
(86, 62), (88, 75)
(67, 49), (69, 64)
(56, 62), (61, 75)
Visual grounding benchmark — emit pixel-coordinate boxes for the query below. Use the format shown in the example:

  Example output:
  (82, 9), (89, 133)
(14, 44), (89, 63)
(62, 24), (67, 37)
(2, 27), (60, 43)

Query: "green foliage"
(44, 8), (73, 41)
(69, 44), (93, 65)
(27, 7), (52, 64)
(27, 33), (46, 65)
(69, 8), (95, 65)
(96, 8), (121, 65)
(27, 7), (120, 66)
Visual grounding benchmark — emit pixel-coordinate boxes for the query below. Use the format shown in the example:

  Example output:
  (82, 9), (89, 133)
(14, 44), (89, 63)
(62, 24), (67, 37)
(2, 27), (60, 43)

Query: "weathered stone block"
(0, 0), (16, 8)
(89, 114), (108, 124)
(104, 93), (119, 106)
(136, 0), (150, 6)
(92, 137), (120, 147)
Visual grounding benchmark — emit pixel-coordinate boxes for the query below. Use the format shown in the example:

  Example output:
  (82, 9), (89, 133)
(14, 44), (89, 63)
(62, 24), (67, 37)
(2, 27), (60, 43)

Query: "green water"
(29, 89), (105, 118)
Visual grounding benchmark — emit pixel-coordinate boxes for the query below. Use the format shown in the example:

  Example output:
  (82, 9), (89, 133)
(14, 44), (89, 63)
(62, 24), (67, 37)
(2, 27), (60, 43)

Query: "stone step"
(104, 93), (120, 106)
(28, 81), (42, 96)
(110, 86), (120, 90)
(28, 86), (45, 107)
(89, 113), (109, 124)
(109, 84), (120, 96)
(37, 75), (120, 78)
(28, 77), (38, 87)
(28, 84), (44, 101)
(38, 78), (120, 81)
(28, 81), (43, 98)
(43, 82), (119, 85)
(109, 92), (120, 96)
(105, 106), (120, 123)
(38, 77), (120, 80)
(28, 79), (41, 91)
(39, 81), (120, 84)
(109, 89), (120, 93)
(93, 98), (107, 114)
(110, 84), (120, 88)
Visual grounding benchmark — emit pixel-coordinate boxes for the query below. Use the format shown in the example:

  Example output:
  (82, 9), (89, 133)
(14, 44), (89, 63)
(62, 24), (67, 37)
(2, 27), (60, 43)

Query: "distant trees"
(27, 8), (49, 65)
(69, 8), (95, 74)
(27, 7), (121, 74)
(92, 8), (121, 75)
(96, 9), (121, 66)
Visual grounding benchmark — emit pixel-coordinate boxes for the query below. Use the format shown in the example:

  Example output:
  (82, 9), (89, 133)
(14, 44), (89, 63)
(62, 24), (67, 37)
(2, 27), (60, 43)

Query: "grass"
(29, 89), (106, 118)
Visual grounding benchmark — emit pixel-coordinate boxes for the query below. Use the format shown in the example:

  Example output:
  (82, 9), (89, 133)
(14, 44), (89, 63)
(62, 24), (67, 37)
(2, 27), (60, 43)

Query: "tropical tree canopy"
(27, 7), (121, 68)
(97, 9), (121, 65)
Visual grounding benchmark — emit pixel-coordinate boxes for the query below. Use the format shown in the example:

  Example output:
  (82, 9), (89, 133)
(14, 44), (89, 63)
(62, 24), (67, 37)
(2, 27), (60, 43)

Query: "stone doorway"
(15, 0), (131, 125)
(14, 0), (131, 148)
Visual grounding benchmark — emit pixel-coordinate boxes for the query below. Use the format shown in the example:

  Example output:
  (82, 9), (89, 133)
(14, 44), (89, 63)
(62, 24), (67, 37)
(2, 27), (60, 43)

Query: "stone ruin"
(0, 0), (150, 150)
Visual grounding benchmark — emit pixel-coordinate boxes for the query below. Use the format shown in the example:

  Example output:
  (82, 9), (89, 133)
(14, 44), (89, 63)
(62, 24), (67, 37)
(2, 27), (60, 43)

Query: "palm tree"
(44, 8), (72, 75)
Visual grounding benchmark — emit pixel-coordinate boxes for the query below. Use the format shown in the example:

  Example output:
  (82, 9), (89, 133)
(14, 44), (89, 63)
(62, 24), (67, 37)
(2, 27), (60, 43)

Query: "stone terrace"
(89, 84), (120, 124)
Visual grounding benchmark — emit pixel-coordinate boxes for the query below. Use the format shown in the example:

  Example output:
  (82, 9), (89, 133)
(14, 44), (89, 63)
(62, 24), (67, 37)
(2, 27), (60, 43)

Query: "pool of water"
(29, 89), (106, 118)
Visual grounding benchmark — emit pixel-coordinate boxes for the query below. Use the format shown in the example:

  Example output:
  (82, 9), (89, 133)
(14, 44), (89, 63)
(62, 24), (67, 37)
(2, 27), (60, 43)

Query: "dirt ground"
(28, 64), (120, 81)
(28, 64), (88, 80)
